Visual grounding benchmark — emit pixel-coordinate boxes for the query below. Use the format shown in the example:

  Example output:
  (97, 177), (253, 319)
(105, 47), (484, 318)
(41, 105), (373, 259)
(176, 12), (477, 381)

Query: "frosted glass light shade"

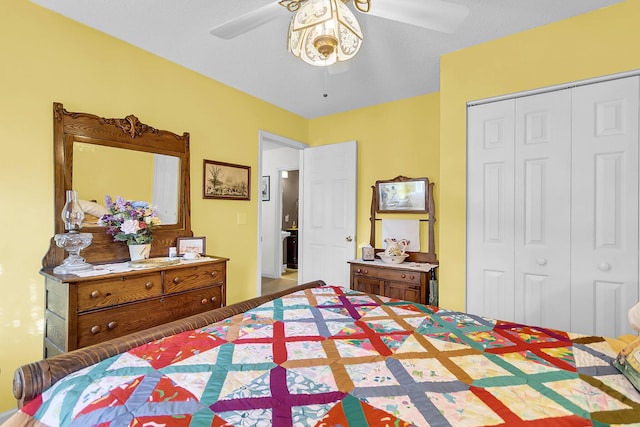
(288, 0), (363, 66)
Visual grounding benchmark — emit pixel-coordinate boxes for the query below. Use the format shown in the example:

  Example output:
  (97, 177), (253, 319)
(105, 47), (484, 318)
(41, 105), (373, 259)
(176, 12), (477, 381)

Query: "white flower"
(120, 219), (141, 235)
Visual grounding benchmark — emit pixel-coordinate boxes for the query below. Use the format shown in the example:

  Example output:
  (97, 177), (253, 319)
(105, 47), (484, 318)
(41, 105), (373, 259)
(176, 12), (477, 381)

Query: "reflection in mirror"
(73, 142), (180, 225)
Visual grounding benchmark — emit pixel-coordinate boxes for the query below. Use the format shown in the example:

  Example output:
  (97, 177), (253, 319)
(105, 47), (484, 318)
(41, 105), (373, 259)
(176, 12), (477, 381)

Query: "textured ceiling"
(31, 0), (624, 118)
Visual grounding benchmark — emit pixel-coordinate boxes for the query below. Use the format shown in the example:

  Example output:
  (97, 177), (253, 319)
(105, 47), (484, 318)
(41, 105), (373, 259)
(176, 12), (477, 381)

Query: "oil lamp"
(53, 190), (93, 274)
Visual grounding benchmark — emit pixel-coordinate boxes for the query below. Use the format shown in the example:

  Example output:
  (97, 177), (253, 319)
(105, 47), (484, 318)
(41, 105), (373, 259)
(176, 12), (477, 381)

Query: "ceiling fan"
(210, 0), (469, 66)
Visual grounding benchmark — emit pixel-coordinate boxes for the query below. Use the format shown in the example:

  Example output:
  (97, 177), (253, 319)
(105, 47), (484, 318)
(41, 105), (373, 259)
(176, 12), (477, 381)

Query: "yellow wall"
(438, 0), (640, 310)
(308, 94), (441, 255)
(0, 0), (307, 410)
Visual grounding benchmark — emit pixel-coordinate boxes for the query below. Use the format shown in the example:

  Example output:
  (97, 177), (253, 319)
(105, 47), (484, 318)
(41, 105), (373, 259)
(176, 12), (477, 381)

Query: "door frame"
(257, 130), (308, 296)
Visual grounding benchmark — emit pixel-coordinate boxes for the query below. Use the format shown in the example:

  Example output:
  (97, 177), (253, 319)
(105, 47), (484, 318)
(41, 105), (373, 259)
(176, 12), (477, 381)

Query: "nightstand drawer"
(165, 263), (225, 294)
(352, 265), (422, 285)
(76, 272), (162, 312)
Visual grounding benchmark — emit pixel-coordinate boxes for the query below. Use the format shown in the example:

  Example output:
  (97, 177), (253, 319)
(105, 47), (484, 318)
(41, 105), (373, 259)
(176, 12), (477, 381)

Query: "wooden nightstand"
(349, 259), (437, 305)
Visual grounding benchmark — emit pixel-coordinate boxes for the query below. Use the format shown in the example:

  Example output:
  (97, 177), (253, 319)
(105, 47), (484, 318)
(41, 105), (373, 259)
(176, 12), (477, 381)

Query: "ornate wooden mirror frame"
(369, 175), (437, 264)
(43, 103), (192, 268)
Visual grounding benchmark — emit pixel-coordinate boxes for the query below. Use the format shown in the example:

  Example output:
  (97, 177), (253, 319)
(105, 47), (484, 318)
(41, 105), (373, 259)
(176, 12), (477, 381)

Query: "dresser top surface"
(41, 255), (228, 282)
(349, 258), (438, 272)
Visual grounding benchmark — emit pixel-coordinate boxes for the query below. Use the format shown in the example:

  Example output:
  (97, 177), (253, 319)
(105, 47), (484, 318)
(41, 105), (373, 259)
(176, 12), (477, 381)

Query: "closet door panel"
(467, 100), (515, 320)
(514, 90), (572, 330)
(571, 76), (639, 337)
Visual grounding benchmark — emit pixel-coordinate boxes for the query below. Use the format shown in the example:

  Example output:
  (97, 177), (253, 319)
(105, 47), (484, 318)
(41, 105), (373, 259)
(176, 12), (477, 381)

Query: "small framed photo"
(375, 176), (429, 213)
(203, 159), (251, 200)
(176, 236), (206, 256)
(261, 176), (270, 201)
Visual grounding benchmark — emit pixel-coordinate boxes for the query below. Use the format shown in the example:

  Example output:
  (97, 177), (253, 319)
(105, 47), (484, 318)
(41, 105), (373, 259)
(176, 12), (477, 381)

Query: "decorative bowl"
(376, 252), (409, 264)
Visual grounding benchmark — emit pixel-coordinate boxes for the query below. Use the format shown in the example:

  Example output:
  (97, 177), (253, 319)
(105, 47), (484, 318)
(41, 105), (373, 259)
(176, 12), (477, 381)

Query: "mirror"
(72, 143), (180, 225)
(44, 103), (192, 268)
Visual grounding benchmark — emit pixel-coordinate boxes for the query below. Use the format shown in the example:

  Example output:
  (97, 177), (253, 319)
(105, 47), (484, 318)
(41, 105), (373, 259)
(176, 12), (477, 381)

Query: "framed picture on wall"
(375, 176), (429, 213)
(203, 159), (251, 200)
(261, 176), (270, 201)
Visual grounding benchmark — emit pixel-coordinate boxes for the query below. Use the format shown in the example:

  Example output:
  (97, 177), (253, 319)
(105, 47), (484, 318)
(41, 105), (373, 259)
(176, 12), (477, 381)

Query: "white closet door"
(467, 100), (515, 321)
(571, 76), (639, 337)
(514, 90), (572, 330)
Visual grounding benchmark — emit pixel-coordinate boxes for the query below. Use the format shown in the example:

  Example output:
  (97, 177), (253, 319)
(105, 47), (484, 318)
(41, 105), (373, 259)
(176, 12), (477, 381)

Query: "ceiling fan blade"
(367, 0), (469, 34)
(209, 2), (284, 39)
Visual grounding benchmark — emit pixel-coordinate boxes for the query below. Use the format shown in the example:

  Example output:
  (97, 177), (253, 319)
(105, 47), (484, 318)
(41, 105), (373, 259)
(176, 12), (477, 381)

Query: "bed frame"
(13, 280), (326, 408)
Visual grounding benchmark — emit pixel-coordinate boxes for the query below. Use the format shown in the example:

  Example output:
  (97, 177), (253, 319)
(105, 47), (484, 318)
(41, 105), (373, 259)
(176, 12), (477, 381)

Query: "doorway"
(281, 169), (299, 279)
(257, 131), (307, 296)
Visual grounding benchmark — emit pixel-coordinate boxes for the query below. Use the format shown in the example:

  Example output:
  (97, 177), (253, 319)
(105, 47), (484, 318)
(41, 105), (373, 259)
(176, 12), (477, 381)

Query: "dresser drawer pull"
(90, 290), (100, 298)
(107, 321), (117, 330)
(90, 325), (101, 334)
(173, 277), (181, 284)
(201, 298), (208, 305)
(210, 271), (217, 278)
(356, 268), (362, 273)
(145, 281), (153, 289)
(211, 297), (217, 303)
(410, 275), (415, 280)
(363, 269), (368, 274)
(401, 274), (406, 278)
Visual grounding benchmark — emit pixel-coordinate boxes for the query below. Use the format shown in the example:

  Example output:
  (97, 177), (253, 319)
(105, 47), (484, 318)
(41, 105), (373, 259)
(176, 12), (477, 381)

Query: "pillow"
(630, 301), (640, 332)
(613, 337), (640, 392)
(78, 199), (109, 219)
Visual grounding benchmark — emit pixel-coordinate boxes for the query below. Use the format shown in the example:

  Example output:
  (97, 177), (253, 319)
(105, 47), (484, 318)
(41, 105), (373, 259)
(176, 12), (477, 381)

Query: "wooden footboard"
(13, 280), (326, 408)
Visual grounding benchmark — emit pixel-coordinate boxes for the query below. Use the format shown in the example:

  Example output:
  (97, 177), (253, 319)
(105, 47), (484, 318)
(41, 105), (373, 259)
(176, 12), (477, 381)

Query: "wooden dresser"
(349, 259), (436, 305)
(41, 257), (227, 357)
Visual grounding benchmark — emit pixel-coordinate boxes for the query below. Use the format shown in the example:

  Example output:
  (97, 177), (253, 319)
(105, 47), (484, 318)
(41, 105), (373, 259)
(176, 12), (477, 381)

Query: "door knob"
(536, 258), (547, 266)
(345, 236), (353, 242)
(598, 263), (611, 272)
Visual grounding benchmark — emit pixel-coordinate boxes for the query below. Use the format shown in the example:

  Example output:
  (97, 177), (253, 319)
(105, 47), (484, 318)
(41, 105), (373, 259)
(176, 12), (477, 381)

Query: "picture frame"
(261, 176), (270, 201)
(203, 159), (251, 200)
(375, 176), (429, 213)
(176, 236), (206, 256)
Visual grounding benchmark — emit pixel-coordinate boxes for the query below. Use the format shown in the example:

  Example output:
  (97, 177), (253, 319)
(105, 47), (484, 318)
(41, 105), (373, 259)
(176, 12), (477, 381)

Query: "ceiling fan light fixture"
(288, 0), (363, 66)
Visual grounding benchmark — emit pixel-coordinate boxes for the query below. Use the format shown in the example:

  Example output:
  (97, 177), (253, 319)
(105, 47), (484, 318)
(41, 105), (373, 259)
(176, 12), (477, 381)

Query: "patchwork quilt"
(10, 285), (640, 426)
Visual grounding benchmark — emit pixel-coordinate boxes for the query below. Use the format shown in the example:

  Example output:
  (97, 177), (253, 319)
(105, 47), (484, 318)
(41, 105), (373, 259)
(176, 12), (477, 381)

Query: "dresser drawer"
(76, 272), (162, 312)
(165, 263), (225, 294)
(76, 285), (223, 348)
(351, 265), (422, 285)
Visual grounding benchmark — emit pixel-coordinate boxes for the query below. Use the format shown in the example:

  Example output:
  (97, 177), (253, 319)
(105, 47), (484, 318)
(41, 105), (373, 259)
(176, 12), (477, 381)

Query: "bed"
(6, 280), (640, 426)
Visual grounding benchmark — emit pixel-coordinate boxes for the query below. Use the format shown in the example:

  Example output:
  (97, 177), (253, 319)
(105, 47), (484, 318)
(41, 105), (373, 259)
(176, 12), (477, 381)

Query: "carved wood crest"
(100, 115), (159, 138)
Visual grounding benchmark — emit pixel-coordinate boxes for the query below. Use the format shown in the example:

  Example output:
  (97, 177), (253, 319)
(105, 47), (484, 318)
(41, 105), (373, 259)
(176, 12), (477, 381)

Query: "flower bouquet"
(98, 195), (161, 245)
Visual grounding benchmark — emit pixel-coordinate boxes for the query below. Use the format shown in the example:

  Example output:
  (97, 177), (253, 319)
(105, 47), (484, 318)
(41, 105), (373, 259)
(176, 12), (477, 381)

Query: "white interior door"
(466, 99), (515, 321)
(152, 154), (180, 224)
(571, 76), (639, 337)
(513, 90), (572, 330)
(301, 141), (357, 287)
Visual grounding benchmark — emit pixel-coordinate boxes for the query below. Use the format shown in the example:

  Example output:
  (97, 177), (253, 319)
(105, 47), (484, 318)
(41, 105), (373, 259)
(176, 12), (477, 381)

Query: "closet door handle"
(536, 258), (547, 266)
(598, 262), (611, 272)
